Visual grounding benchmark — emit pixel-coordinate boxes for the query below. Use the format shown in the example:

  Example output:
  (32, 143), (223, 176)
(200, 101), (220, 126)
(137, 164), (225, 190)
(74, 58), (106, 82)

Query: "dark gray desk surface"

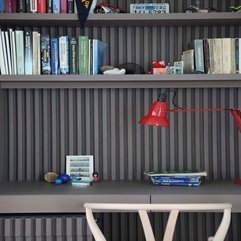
(0, 180), (240, 213)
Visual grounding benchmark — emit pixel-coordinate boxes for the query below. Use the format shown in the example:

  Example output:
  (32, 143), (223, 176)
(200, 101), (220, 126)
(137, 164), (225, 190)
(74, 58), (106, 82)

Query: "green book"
(78, 36), (89, 75)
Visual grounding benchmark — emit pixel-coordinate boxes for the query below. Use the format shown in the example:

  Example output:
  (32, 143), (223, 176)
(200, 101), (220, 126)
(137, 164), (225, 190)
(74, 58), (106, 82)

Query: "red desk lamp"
(139, 91), (241, 133)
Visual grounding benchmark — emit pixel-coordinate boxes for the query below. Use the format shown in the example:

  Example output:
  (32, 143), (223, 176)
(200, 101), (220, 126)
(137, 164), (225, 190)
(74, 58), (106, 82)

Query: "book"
(71, 179), (93, 186)
(41, 35), (51, 75)
(50, 37), (59, 75)
(144, 170), (207, 177)
(1, 31), (8, 74)
(92, 39), (107, 75)
(60, 0), (66, 13)
(52, 0), (60, 13)
(0, 0), (3, 12)
(25, 0), (30, 12)
(8, 29), (16, 74)
(59, 35), (69, 74)
(151, 181), (201, 187)
(67, 0), (73, 13)
(150, 176), (201, 183)
(69, 37), (77, 74)
(17, 0), (25, 12)
(32, 31), (40, 75)
(24, 28), (32, 75)
(15, 30), (25, 75)
(11, 30), (17, 75)
(5, 31), (12, 75)
(37, 0), (46, 13)
(222, 38), (236, 74)
(182, 49), (195, 74)
(212, 38), (223, 74)
(30, 0), (37, 12)
(194, 39), (205, 73)
(203, 38), (210, 74)
(47, 0), (52, 12)
(4, 0), (16, 12)
(0, 29), (6, 75)
(239, 39), (241, 74)
(78, 36), (89, 75)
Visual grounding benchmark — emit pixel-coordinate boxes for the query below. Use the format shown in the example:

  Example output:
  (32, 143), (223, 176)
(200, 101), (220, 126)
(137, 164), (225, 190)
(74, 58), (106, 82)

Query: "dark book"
(67, 0), (73, 13)
(203, 38), (210, 74)
(69, 37), (78, 74)
(25, 0), (30, 12)
(194, 39), (205, 73)
(50, 38), (59, 75)
(17, 0), (25, 12)
(24, 28), (33, 75)
(47, 0), (51, 12)
(4, 0), (16, 12)
(41, 35), (51, 75)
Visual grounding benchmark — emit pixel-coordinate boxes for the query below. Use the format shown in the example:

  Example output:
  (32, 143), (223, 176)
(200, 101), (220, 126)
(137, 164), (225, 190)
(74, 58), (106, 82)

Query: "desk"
(0, 180), (240, 213)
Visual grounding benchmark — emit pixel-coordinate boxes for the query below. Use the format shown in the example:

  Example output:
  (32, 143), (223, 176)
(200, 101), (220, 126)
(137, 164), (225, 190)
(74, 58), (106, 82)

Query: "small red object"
(93, 172), (99, 182)
(234, 180), (241, 185)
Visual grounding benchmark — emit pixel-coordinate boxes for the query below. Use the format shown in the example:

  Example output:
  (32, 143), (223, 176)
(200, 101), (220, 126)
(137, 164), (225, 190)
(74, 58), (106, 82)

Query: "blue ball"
(54, 178), (63, 185)
(57, 173), (70, 183)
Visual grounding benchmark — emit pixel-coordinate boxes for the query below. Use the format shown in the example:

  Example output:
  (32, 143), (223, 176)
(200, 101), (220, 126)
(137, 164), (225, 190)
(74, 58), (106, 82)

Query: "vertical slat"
(68, 89), (74, 155)
(51, 89), (57, 171)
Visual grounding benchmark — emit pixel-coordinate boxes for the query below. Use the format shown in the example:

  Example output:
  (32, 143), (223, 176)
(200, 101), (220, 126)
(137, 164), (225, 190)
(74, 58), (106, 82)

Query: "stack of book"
(144, 170), (207, 187)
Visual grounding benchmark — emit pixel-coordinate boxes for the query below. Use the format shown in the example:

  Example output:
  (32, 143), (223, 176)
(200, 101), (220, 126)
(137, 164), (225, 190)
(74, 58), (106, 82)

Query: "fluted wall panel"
(5, 88), (241, 181)
(0, 215), (91, 241)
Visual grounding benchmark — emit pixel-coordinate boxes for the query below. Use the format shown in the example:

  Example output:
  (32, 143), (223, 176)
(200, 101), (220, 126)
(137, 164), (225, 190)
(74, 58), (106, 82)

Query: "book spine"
(37, 0), (46, 13)
(50, 38), (59, 75)
(69, 37), (77, 74)
(239, 39), (241, 74)
(41, 35), (51, 75)
(60, 0), (66, 13)
(153, 182), (201, 187)
(8, 29), (14, 74)
(11, 31), (17, 75)
(88, 39), (92, 75)
(231, 38), (236, 74)
(52, 0), (59, 13)
(5, 31), (12, 75)
(24, 29), (32, 75)
(4, 0), (16, 12)
(30, 0), (37, 12)
(151, 176), (200, 183)
(194, 39), (205, 73)
(15, 30), (25, 74)
(92, 39), (98, 75)
(235, 38), (239, 73)
(0, 0), (2, 12)
(37, 32), (41, 75)
(25, 0), (30, 12)
(46, 0), (51, 12)
(0, 30), (6, 74)
(32, 31), (39, 75)
(59, 36), (69, 74)
(1, 31), (9, 74)
(203, 39), (210, 74)
(222, 38), (232, 74)
(67, 0), (73, 13)
(17, 0), (25, 12)
(78, 36), (89, 75)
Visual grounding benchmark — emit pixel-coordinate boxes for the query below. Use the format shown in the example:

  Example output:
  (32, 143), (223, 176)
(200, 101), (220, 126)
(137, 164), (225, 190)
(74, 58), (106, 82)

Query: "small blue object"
(54, 178), (63, 185)
(57, 173), (70, 183)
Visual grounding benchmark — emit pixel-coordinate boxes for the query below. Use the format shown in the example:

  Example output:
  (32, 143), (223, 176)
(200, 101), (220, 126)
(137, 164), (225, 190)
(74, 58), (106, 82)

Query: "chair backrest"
(84, 203), (232, 241)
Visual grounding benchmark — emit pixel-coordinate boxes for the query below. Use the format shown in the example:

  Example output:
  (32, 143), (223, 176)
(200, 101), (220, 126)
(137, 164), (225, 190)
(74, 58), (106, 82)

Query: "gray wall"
(1, 0), (241, 240)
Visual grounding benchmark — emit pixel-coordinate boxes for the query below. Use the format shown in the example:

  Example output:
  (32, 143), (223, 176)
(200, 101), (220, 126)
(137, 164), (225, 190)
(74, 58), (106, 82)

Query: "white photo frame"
(66, 155), (94, 181)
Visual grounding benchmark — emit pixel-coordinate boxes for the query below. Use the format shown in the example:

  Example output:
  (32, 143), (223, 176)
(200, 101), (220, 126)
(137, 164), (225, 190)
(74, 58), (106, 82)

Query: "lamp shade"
(139, 101), (170, 127)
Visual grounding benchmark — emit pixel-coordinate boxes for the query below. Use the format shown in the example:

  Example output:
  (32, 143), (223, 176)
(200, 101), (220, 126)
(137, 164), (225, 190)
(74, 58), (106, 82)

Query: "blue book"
(24, 28), (32, 75)
(41, 35), (51, 75)
(151, 176), (201, 183)
(51, 38), (59, 75)
(92, 39), (107, 75)
(59, 36), (69, 74)
(152, 182), (201, 187)
(194, 39), (205, 73)
(53, 0), (60, 13)
(0, 0), (3, 13)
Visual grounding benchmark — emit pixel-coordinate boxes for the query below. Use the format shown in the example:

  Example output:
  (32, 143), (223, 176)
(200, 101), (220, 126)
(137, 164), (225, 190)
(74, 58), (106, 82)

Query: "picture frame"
(66, 155), (94, 181)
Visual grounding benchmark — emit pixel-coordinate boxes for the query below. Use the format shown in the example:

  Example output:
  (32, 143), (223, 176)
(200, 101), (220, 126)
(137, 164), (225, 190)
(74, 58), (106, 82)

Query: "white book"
(0, 29), (6, 75)
(1, 32), (8, 74)
(11, 31), (17, 75)
(32, 31), (39, 75)
(5, 31), (12, 75)
(59, 36), (69, 74)
(30, 0), (37, 12)
(37, 33), (41, 75)
(15, 30), (25, 75)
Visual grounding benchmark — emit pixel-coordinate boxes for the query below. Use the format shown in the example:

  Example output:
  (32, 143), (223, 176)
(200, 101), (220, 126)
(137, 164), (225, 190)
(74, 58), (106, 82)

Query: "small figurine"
(103, 68), (126, 75)
(94, 2), (125, 14)
(92, 172), (99, 182)
(185, 0), (216, 13)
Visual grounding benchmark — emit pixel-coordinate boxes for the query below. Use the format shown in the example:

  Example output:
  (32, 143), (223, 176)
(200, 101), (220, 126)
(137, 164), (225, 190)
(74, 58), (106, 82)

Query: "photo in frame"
(66, 155), (94, 181)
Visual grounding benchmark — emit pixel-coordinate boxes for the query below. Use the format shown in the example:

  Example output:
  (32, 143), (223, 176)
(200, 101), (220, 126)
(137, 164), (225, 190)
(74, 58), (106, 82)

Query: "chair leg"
(138, 210), (155, 241)
(163, 210), (179, 241)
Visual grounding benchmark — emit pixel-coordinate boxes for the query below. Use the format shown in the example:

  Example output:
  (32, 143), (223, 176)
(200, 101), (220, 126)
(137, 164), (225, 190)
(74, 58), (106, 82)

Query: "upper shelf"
(0, 74), (240, 89)
(0, 12), (240, 27)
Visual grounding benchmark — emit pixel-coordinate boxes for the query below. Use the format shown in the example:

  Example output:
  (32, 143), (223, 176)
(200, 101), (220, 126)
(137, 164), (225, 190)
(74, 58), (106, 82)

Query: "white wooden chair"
(84, 203), (232, 241)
